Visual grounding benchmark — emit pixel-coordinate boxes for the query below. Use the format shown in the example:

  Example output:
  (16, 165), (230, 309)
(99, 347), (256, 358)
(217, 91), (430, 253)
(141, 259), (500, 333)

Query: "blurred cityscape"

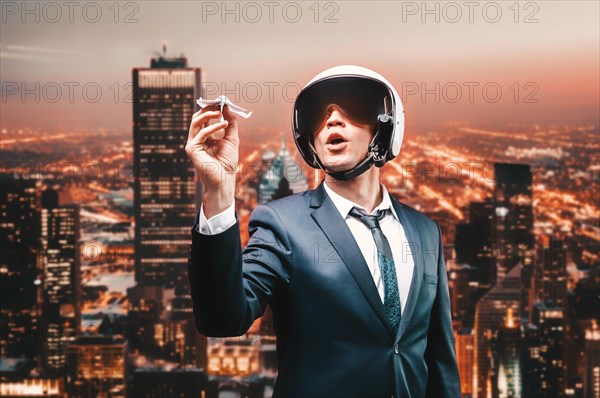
(1, 54), (599, 398)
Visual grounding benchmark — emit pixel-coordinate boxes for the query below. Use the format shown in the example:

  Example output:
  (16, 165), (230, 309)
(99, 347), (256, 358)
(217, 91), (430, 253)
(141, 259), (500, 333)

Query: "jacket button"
(394, 344), (399, 354)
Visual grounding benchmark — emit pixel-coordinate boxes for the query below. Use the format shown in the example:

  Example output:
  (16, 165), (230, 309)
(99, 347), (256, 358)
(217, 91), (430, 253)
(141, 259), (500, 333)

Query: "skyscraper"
(132, 53), (202, 290)
(258, 137), (308, 204)
(0, 174), (41, 369)
(528, 302), (567, 397)
(455, 198), (497, 323)
(493, 307), (521, 398)
(493, 163), (535, 321)
(583, 320), (600, 398)
(40, 188), (81, 376)
(534, 234), (567, 309)
(455, 326), (475, 397)
(521, 321), (542, 398)
(449, 262), (471, 324)
(469, 199), (497, 288)
(473, 263), (521, 398)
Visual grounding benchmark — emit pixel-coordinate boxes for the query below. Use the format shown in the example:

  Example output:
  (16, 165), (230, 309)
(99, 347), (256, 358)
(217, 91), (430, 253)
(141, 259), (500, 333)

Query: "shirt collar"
(322, 181), (399, 221)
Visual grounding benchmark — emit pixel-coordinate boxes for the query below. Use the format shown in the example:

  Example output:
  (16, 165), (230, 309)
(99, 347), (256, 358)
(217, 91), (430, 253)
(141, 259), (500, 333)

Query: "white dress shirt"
(196, 182), (415, 315)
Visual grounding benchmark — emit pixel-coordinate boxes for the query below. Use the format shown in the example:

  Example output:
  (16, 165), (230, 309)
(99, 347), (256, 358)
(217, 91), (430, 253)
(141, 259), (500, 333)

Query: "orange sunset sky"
(1, 1), (598, 134)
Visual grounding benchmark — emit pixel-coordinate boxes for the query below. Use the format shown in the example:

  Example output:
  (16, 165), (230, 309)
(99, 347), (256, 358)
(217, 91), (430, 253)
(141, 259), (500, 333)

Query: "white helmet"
(292, 65), (405, 180)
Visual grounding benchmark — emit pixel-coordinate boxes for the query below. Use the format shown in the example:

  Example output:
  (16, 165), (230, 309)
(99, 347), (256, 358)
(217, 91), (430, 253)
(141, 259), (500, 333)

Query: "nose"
(325, 105), (346, 129)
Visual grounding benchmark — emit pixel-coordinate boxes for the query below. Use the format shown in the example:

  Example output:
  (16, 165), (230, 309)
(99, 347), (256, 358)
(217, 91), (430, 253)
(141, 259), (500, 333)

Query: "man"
(185, 65), (461, 398)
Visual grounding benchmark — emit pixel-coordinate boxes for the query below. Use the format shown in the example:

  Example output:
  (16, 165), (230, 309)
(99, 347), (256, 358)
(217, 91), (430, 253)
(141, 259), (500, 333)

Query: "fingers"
(192, 120), (229, 145)
(188, 107), (223, 141)
(192, 103), (220, 116)
(188, 103), (242, 145)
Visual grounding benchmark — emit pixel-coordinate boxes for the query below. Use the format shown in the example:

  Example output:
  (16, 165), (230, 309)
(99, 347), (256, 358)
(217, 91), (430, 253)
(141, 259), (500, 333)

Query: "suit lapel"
(310, 182), (395, 339)
(390, 195), (424, 344)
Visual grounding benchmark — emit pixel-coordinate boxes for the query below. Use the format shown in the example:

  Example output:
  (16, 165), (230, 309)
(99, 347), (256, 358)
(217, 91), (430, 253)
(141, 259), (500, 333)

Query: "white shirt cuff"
(197, 201), (236, 235)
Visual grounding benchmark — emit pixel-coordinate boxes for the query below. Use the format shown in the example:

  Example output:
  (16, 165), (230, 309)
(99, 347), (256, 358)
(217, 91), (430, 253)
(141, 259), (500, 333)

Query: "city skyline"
(1, 1), (599, 397)
(2, 103), (598, 396)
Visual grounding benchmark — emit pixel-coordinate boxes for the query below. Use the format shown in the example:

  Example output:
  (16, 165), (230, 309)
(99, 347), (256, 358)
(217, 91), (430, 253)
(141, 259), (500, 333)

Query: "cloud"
(0, 44), (88, 62)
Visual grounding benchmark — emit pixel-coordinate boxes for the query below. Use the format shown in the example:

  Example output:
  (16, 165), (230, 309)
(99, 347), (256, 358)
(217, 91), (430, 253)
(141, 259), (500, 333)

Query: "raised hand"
(186, 104), (239, 217)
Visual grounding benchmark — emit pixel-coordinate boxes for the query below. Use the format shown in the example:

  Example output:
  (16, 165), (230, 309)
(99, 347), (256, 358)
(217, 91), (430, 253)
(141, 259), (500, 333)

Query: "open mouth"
(326, 133), (347, 145)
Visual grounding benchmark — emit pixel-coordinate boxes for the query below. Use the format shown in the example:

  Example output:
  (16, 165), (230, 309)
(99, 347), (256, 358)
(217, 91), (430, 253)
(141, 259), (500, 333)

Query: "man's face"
(311, 104), (375, 172)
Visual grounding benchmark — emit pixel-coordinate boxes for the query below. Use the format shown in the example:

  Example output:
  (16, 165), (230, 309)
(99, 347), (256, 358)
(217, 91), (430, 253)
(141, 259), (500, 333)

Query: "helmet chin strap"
(308, 132), (380, 181)
(327, 154), (375, 181)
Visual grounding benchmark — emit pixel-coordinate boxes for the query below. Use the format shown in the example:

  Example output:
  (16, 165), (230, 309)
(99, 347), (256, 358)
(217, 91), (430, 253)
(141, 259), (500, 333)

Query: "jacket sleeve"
(424, 222), (462, 398)
(188, 203), (293, 337)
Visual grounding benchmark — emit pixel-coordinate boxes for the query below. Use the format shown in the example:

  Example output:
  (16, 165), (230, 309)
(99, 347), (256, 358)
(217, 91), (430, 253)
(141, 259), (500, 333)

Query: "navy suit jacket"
(188, 181), (461, 398)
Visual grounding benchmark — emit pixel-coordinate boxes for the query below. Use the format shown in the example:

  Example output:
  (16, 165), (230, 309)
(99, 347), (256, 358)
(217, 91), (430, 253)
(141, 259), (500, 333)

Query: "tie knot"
(348, 207), (388, 230)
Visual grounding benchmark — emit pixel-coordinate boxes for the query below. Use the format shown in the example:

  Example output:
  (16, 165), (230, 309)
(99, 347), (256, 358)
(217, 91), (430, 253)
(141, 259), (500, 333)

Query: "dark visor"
(294, 76), (393, 136)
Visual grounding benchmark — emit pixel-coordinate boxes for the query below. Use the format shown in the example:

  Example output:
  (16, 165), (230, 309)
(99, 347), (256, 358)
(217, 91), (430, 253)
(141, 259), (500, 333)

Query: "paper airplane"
(196, 95), (253, 118)
(195, 95), (253, 140)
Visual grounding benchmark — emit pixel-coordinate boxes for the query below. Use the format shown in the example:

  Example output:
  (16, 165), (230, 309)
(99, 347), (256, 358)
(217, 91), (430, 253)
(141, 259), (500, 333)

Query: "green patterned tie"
(348, 206), (401, 333)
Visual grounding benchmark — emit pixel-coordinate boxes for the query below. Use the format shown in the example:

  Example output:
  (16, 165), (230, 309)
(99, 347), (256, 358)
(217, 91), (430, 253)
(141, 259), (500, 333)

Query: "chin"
(322, 157), (356, 172)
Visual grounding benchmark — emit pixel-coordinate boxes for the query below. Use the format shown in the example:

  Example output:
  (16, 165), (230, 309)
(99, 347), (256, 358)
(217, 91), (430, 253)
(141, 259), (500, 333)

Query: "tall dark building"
(0, 174), (41, 370)
(132, 54), (202, 290)
(165, 295), (203, 368)
(39, 188), (81, 376)
(492, 307), (521, 398)
(449, 263), (471, 323)
(583, 321), (600, 398)
(455, 326), (475, 398)
(455, 198), (497, 321)
(493, 163), (535, 321)
(468, 199), (497, 286)
(521, 321), (543, 398)
(534, 234), (567, 310)
(523, 302), (567, 397)
(473, 264), (521, 398)
(125, 284), (172, 351)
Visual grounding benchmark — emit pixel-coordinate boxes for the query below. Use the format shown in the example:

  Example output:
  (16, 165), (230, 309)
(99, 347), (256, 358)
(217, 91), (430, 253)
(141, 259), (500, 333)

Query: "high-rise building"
(534, 234), (567, 309)
(527, 302), (567, 397)
(473, 264), (521, 398)
(493, 163), (534, 320)
(164, 295), (202, 368)
(125, 284), (173, 350)
(493, 307), (521, 398)
(525, 234), (569, 397)
(583, 320), (600, 398)
(258, 137), (308, 204)
(455, 198), (497, 323)
(39, 188), (81, 376)
(0, 174), (41, 369)
(132, 53), (202, 290)
(468, 199), (497, 289)
(521, 320), (542, 398)
(66, 335), (127, 398)
(455, 326), (475, 397)
(449, 262), (471, 324)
